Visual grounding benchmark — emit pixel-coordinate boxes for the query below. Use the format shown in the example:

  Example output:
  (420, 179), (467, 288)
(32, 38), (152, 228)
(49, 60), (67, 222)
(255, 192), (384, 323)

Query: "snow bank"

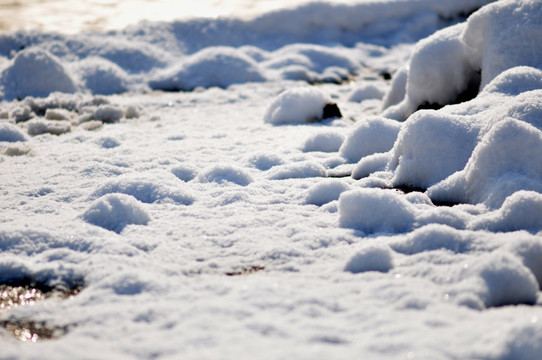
(0, 0), (495, 101)
(382, 0), (542, 121)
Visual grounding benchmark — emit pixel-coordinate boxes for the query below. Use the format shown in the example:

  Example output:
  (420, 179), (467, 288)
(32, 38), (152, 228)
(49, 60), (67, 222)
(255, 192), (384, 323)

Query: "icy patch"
(264, 87), (330, 124)
(196, 164), (253, 186)
(344, 245), (394, 273)
(1, 48), (77, 100)
(82, 194), (151, 233)
(304, 179), (350, 206)
(0, 122), (26, 142)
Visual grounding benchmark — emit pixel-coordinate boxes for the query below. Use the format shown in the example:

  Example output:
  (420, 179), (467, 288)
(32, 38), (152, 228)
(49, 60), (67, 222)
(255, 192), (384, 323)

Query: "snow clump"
(264, 87), (331, 124)
(149, 47), (266, 91)
(81, 193), (151, 233)
(0, 122), (26, 142)
(344, 245), (394, 273)
(1, 48), (77, 101)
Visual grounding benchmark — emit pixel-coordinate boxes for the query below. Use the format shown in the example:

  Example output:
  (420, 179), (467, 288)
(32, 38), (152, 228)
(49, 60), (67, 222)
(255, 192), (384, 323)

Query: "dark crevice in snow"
(225, 265), (265, 276)
(416, 73), (481, 112)
(394, 185), (460, 207)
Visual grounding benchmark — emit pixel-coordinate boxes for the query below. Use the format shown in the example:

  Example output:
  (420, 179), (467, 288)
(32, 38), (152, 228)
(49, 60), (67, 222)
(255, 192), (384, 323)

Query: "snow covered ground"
(2, 0), (542, 358)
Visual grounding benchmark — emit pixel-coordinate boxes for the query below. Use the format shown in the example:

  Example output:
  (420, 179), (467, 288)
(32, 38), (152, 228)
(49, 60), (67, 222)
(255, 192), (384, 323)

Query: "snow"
(263, 87), (331, 124)
(3, 0), (542, 358)
(81, 193), (151, 234)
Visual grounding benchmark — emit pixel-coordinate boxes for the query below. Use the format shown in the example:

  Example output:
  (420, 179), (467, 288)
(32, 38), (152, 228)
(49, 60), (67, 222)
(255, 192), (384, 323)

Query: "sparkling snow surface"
(2, 0), (542, 359)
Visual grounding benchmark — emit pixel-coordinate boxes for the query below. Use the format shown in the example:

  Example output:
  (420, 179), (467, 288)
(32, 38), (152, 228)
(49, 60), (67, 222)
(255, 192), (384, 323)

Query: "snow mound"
(470, 191), (542, 233)
(351, 153), (390, 180)
(0, 122), (26, 142)
(339, 117), (401, 164)
(391, 224), (472, 255)
(75, 57), (129, 95)
(149, 47), (266, 91)
(348, 83), (386, 103)
(92, 175), (194, 204)
(1, 48), (77, 100)
(94, 105), (124, 123)
(246, 153), (283, 171)
(27, 119), (71, 136)
(506, 237), (542, 289)
(344, 245), (394, 273)
(304, 179), (350, 206)
(264, 87), (330, 124)
(470, 252), (538, 308)
(196, 164), (253, 186)
(302, 131), (344, 153)
(171, 164), (198, 182)
(428, 118), (542, 208)
(389, 111), (478, 189)
(81, 193), (151, 233)
(382, 0), (542, 121)
(338, 189), (415, 234)
(267, 161), (326, 180)
(463, 0), (542, 90)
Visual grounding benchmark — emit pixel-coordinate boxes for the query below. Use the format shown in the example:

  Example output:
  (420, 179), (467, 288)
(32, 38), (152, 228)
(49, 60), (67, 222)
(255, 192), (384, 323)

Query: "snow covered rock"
(1, 48), (77, 100)
(264, 87), (336, 124)
(81, 193), (151, 233)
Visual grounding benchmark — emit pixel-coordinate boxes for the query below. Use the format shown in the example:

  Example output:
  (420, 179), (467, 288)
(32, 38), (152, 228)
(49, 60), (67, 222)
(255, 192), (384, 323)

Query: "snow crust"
(4, 0), (542, 359)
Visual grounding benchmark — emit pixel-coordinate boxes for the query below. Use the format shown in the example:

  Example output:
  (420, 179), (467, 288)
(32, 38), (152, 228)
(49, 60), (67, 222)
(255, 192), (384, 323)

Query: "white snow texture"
(3, 0), (542, 359)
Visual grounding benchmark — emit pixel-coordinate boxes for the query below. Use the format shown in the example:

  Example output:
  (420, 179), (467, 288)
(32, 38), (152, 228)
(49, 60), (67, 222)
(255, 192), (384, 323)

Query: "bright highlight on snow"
(2, 0), (542, 359)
